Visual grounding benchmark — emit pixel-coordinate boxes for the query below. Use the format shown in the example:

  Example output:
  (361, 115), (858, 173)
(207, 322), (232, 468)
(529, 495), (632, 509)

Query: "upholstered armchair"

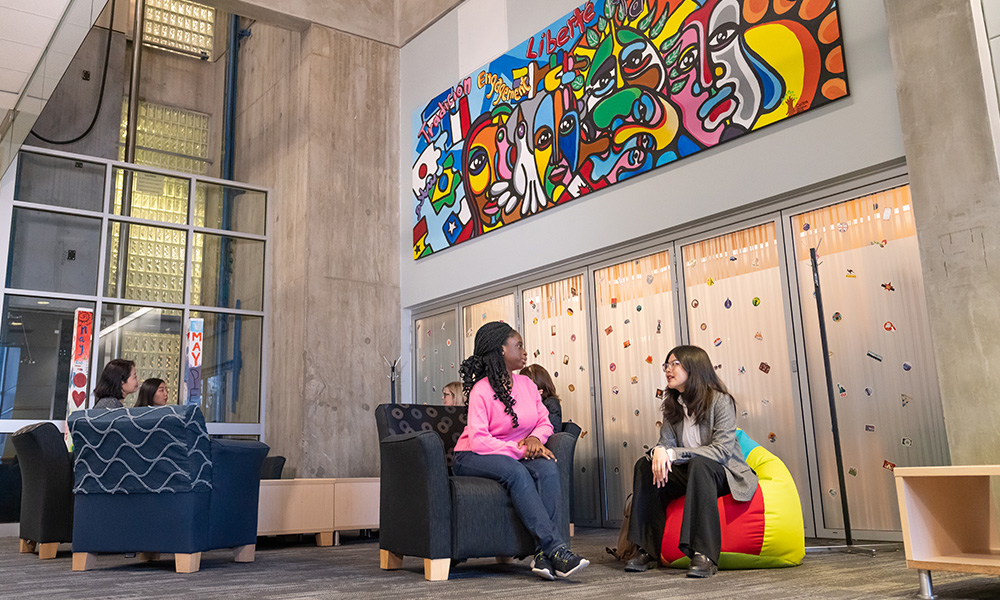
(11, 422), (74, 559)
(375, 404), (579, 581)
(68, 405), (268, 573)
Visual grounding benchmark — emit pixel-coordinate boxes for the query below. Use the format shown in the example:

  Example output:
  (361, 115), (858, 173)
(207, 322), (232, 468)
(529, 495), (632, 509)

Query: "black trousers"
(627, 454), (730, 563)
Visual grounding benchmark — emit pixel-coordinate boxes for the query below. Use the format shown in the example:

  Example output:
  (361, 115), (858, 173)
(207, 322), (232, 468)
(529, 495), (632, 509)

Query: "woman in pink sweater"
(452, 321), (589, 580)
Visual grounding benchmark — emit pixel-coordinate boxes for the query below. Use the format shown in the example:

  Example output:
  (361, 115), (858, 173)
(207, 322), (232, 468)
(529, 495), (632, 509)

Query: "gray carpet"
(4, 529), (999, 599)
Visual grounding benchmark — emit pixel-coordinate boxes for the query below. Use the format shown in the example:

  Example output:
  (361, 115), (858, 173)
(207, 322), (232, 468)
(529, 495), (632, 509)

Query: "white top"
(666, 398), (701, 463)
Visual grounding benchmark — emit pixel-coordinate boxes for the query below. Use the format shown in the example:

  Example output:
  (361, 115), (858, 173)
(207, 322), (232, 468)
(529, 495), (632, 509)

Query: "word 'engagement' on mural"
(412, 0), (849, 259)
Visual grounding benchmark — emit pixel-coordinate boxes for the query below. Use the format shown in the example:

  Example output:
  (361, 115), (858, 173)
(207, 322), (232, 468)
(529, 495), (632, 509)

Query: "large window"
(0, 148), (267, 437)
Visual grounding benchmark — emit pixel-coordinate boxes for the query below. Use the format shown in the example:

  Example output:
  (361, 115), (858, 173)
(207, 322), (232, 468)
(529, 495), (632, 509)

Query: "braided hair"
(460, 321), (519, 428)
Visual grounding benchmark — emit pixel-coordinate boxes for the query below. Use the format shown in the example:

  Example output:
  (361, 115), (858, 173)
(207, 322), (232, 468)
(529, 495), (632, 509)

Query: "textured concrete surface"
(235, 22), (399, 478)
(884, 0), (1000, 465)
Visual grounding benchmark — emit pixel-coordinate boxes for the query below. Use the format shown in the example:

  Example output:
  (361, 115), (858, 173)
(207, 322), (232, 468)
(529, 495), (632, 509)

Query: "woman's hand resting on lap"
(517, 436), (556, 460)
(651, 447), (671, 488)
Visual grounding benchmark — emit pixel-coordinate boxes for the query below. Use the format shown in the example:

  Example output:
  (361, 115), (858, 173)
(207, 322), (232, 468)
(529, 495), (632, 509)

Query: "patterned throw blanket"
(69, 405), (213, 494)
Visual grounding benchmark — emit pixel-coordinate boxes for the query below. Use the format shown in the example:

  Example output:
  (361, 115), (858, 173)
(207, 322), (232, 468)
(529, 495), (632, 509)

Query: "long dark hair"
(519, 363), (560, 405)
(135, 378), (164, 407)
(661, 345), (732, 425)
(460, 321), (519, 428)
(93, 358), (135, 400)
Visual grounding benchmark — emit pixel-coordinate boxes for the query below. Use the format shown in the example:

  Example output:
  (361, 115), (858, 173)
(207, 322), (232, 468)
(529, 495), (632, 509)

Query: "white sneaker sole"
(555, 558), (590, 578)
(530, 559), (555, 580)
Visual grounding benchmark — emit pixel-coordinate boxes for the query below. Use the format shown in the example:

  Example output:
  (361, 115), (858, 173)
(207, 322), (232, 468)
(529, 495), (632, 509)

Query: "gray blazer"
(654, 391), (758, 502)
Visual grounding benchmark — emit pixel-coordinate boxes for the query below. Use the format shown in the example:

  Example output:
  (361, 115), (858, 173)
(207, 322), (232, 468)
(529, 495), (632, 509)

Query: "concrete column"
(235, 22), (400, 477)
(884, 0), (1000, 464)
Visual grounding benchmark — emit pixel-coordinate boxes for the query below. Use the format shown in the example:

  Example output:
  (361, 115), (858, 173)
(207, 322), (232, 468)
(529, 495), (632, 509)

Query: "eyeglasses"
(662, 360), (683, 372)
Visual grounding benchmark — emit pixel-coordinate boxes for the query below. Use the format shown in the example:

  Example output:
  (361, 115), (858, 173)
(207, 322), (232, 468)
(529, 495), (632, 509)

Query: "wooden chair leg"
(424, 558), (450, 581)
(138, 552), (161, 562)
(37, 542), (58, 559)
(380, 549), (403, 570)
(316, 532), (334, 547)
(19, 539), (36, 553)
(233, 544), (255, 563)
(73, 552), (96, 571)
(570, 522), (575, 537)
(174, 552), (202, 573)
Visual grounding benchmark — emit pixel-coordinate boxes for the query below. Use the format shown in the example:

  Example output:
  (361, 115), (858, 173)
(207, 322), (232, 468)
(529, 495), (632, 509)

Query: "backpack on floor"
(605, 493), (639, 561)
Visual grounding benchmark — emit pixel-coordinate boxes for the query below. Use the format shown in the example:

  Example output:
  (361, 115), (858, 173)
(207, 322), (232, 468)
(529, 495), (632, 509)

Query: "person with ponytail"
(453, 321), (589, 580)
(624, 345), (758, 578)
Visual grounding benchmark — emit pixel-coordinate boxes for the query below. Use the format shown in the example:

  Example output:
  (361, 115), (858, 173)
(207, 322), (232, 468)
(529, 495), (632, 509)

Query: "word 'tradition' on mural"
(412, 0), (850, 260)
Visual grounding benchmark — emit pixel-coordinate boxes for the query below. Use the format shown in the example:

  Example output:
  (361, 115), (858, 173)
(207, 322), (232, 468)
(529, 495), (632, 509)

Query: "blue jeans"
(452, 450), (565, 556)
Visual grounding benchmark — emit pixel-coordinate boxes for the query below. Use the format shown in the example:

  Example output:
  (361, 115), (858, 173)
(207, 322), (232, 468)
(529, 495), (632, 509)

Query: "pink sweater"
(454, 373), (555, 459)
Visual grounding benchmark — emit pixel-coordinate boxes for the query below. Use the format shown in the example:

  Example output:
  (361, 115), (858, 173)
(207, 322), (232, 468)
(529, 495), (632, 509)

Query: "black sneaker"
(551, 546), (590, 578)
(530, 550), (555, 580)
(624, 549), (658, 572)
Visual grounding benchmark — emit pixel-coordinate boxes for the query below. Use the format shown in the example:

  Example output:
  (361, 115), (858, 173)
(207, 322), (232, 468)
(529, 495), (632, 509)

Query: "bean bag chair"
(660, 429), (805, 569)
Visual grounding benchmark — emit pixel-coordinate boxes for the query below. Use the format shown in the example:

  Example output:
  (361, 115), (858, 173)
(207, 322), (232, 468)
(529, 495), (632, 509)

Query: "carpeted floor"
(4, 528), (999, 599)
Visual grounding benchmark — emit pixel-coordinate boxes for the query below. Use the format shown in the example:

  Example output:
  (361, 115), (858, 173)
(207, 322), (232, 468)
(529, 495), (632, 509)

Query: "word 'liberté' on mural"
(412, 0), (849, 259)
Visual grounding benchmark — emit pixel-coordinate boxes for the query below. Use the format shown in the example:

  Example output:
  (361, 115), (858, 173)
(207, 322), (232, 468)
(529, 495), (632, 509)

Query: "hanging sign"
(186, 318), (204, 406)
(66, 308), (94, 415)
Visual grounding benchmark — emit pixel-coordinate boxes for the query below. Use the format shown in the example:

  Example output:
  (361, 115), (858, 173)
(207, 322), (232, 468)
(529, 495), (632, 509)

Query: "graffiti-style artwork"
(412, 0), (848, 259)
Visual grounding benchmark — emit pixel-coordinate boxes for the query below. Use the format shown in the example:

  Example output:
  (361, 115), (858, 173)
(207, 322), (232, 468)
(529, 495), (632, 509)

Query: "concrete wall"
(235, 22), (400, 477)
(884, 0), (1000, 465)
(397, 0), (908, 403)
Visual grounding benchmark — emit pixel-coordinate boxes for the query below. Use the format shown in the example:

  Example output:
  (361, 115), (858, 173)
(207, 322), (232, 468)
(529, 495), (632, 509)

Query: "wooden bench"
(257, 477), (379, 546)
(895, 465), (1000, 599)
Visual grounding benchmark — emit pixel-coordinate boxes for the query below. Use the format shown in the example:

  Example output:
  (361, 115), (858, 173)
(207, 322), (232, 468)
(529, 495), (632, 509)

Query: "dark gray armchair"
(375, 404), (579, 581)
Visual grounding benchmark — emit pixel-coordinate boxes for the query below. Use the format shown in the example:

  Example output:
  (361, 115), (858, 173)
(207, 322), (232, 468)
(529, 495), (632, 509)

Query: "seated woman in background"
(453, 321), (588, 580)
(93, 359), (139, 409)
(519, 364), (562, 431)
(135, 378), (169, 407)
(441, 381), (463, 406)
(625, 345), (758, 579)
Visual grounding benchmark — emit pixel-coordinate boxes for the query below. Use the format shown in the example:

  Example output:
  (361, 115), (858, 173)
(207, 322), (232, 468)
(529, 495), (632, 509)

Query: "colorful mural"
(412, 0), (848, 259)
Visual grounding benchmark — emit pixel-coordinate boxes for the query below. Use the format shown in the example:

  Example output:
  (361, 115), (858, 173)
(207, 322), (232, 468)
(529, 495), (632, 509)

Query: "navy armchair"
(11, 422), (74, 559)
(375, 404), (579, 581)
(68, 405), (268, 573)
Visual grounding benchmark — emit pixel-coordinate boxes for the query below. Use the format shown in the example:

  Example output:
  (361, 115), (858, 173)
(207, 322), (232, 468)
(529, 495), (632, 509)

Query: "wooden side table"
(258, 477), (379, 546)
(895, 465), (1000, 599)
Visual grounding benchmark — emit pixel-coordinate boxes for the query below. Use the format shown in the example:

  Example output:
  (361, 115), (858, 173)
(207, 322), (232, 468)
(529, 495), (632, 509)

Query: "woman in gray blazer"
(624, 345), (758, 578)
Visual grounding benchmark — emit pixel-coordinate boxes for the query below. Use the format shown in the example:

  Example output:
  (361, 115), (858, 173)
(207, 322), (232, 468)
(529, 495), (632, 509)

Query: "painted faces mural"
(413, 0), (848, 259)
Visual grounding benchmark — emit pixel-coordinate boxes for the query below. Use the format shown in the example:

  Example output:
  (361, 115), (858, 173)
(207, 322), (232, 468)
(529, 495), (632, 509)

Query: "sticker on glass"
(901, 437), (912, 447)
(609, 363), (617, 372)
(706, 277), (715, 286)
(551, 325), (557, 336)
(845, 269), (856, 278)
(570, 334), (576, 342)
(700, 323), (707, 331)
(768, 432), (777, 443)
(656, 320), (662, 334)
(713, 337), (722, 347)
(837, 383), (847, 398)
(837, 221), (849, 233)
(884, 321), (896, 332)
(446, 339), (452, 347)
(611, 297), (618, 308)
(754, 331), (763, 341)
(646, 274), (654, 284)
(605, 325), (614, 335)
(901, 394), (912, 407)
(759, 362), (771, 374)
(882, 282), (895, 292)
(636, 305), (642, 312)
(752, 297), (760, 307)
(864, 387), (873, 396)
(568, 384), (576, 392)
(645, 355), (653, 364)
(534, 349), (541, 358)
(865, 424), (876, 432)
(566, 308), (574, 316)
(612, 386), (620, 395)
(902, 361), (912, 371)
(562, 355), (569, 365)
(848, 467), (858, 477)
(630, 376), (638, 385)
(832, 312), (842, 322)
(724, 298), (732, 309)
(883, 460), (896, 472)
(866, 351), (882, 362)
(655, 389), (664, 399)
(691, 299), (699, 308)
(623, 340), (631, 349)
